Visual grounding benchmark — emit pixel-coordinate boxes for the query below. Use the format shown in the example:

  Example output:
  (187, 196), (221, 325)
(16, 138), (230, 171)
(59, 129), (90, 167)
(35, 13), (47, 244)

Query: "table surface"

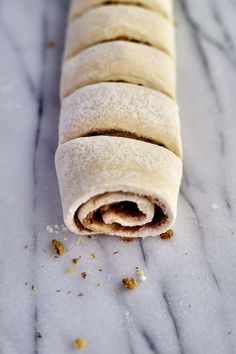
(1, 0), (236, 353)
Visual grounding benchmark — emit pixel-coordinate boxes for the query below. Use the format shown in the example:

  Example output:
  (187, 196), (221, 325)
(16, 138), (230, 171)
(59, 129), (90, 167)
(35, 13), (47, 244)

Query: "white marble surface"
(1, 0), (236, 353)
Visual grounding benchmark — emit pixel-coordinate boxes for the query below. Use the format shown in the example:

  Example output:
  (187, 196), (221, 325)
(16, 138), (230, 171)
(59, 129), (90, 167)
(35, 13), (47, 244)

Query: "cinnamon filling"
(83, 129), (166, 148)
(74, 195), (168, 233)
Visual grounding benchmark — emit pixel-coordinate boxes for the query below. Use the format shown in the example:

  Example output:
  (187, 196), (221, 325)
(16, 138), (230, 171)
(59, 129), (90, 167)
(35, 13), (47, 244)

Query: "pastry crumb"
(66, 267), (74, 274)
(96, 283), (101, 288)
(121, 237), (134, 243)
(47, 40), (55, 48)
(31, 285), (36, 292)
(160, 229), (174, 239)
(122, 278), (137, 289)
(72, 258), (80, 264)
(81, 272), (87, 279)
(36, 332), (42, 339)
(91, 253), (96, 259)
(52, 239), (65, 256)
(73, 338), (88, 349)
(136, 267), (146, 282)
(211, 202), (218, 210)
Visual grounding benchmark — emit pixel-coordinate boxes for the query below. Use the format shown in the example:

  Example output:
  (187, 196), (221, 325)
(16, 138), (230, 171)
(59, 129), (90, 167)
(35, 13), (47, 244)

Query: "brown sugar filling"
(68, 36), (172, 60)
(82, 129), (166, 149)
(74, 194), (168, 233)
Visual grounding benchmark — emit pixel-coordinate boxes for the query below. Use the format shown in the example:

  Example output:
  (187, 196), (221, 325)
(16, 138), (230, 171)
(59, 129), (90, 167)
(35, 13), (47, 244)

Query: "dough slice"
(59, 83), (182, 158)
(55, 136), (182, 237)
(61, 41), (175, 99)
(64, 5), (175, 59)
(69, 0), (173, 21)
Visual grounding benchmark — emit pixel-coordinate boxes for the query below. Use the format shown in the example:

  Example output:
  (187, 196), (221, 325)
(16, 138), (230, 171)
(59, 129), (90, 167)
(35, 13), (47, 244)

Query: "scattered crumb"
(47, 40), (55, 48)
(24, 282), (28, 286)
(122, 278), (137, 289)
(31, 285), (36, 292)
(36, 332), (42, 339)
(52, 239), (65, 256)
(188, 304), (192, 308)
(78, 293), (84, 297)
(87, 235), (92, 239)
(98, 268), (102, 272)
(72, 258), (80, 264)
(61, 225), (69, 237)
(81, 272), (87, 279)
(121, 237), (134, 242)
(91, 253), (96, 259)
(113, 251), (119, 254)
(96, 283), (101, 288)
(24, 245), (29, 249)
(76, 239), (82, 245)
(67, 291), (72, 294)
(66, 267), (74, 274)
(56, 290), (61, 292)
(160, 229), (174, 240)
(211, 203), (218, 210)
(228, 331), (232, 335)
(73, 338), (88, 349)
(46, 225), (54, 234)
(136, 268), (146, 282)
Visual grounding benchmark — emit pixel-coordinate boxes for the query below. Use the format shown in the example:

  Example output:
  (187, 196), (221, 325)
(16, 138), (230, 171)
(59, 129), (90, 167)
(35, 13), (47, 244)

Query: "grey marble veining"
(1, 0), (236, 353)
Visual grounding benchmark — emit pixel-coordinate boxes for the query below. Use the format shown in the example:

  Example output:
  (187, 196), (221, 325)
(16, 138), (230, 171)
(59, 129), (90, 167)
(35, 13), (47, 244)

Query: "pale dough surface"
(59, 83), (182, 158)
(61, 41), (175, 99)
(69, 0), (173, 20)
(55, 136), (182, 237)
(64, 5), (175, 59)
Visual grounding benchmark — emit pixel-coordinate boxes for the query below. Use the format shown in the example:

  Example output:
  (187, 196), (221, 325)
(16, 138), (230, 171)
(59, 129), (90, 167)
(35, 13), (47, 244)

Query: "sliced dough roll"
(64, 5), (175, 59)
(55, 136), (182, 237)
(61, 41), (175, 99)
(59, 83), (182, 158)
(69, 0), (173, 21)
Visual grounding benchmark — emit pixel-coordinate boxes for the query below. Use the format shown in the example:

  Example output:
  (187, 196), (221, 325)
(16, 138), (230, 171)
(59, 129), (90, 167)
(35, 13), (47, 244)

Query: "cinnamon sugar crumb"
(72, 258), (80, 264)
(66, 267), (74, 274)
(160, 229), (174, 239)
(73, 338), (88, 349)
(122, 278), (137, 289)
(52, 239), (65, 256)
(47, 40), (55, 48)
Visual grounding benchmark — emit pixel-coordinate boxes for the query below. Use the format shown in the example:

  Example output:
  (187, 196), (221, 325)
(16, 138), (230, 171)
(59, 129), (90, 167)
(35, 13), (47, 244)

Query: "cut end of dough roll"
(55, 136), (182, 237)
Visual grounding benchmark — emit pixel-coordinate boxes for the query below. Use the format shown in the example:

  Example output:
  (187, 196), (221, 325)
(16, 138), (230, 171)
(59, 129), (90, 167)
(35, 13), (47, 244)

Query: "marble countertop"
(1, 0), (236, 353)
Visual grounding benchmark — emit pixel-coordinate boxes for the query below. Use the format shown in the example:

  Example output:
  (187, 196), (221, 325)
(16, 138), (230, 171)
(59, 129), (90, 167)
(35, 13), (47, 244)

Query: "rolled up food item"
(61, 41), (175, 99)
(64, 5), (175, 59)
(69, 0), (173, 21)
(56, 0), (182, 237)
(55, 136), (182, 237)
(59, 83), (182, 158)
